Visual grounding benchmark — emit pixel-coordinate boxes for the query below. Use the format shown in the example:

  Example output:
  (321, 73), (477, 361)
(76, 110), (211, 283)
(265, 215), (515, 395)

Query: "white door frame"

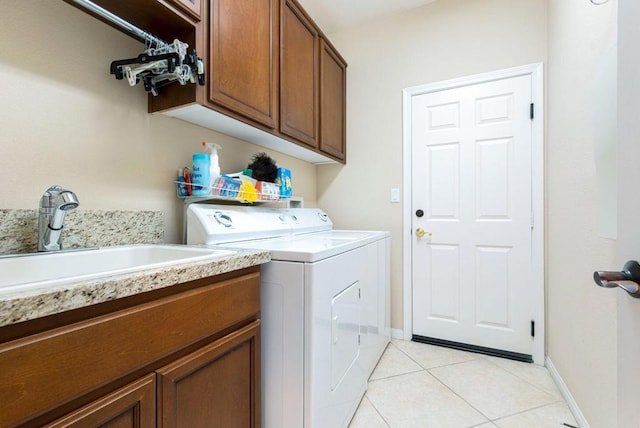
(401, 63), (545, 364)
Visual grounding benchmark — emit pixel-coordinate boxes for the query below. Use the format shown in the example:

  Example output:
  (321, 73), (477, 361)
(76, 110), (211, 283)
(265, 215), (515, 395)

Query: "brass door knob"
(416, 228), (431, 238)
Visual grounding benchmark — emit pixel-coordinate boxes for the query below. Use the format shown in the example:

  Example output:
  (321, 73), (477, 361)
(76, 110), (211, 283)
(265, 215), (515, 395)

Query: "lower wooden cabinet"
(45, 374), (156, 428)
(45, 321), (260, 428)
(157, 321), (260, 428)
(0, 267), (261, 428)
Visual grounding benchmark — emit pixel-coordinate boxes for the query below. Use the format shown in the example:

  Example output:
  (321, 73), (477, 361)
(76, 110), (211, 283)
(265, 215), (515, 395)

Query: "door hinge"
(531, 320), (535, 337)
(530, 210), (534, 229)
(530, 103), (534, 120)
(358, 334), (361, 345)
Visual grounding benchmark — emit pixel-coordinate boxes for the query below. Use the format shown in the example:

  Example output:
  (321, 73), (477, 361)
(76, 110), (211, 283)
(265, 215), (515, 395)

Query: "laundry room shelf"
(176, 182), (288, 204)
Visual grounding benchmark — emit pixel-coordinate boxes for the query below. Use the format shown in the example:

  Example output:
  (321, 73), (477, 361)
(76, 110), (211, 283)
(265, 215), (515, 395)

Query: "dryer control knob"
(214, 212), (233, 227)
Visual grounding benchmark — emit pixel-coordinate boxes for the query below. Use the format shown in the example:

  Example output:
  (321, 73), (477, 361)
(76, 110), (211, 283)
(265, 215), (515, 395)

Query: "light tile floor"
(349, 339), (579, 428)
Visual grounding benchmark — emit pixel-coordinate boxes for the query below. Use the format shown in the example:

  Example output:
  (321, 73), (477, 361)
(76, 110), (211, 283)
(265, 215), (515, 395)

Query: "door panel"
(427, 143), (460, 219)
(45, 375), (156, 428)
(476, 138), (512, 219)
(427, 244), (460, 322)
(280, 0), (318, 147)
(412, 74), (534, 356)
(319, 38), (347, 161)
(617, 1), (640, 425)
(475, 246), (511, 328)
(156, 321), (260, 428)
(210, 0), (278, 128)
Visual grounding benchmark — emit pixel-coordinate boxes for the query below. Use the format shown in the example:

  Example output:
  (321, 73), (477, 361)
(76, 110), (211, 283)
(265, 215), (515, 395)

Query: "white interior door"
(617, 1), (640, 425)
(410, 73), (536, 358)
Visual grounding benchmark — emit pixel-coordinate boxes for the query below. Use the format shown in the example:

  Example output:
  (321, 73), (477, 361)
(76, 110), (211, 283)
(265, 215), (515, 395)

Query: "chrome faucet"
(38, 185), (79, 251)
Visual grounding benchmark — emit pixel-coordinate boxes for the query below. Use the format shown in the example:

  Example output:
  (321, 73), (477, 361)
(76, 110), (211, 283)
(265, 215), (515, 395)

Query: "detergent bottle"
(202, 141), (222, 193)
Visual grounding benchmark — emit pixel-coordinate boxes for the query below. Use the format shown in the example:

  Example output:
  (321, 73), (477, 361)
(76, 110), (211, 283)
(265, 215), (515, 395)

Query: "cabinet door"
(166, 0), (202, 21)
(45, 374), (156, 428)
(157, 320), (261, 428)
(209, 0), (278, 128)
(319, 38), (347, 162)
(280, 0), (319, 148)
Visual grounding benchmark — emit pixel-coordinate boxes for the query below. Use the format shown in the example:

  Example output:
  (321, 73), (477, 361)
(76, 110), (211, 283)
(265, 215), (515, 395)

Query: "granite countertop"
(0, 248), (270, 328)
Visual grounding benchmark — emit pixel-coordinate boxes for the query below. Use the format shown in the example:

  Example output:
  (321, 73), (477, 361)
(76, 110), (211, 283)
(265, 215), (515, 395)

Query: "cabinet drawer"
(0, 271), (260, 427)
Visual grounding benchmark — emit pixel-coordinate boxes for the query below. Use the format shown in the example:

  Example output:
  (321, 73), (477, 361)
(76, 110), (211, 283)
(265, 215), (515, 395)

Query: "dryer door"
(331, 281), (361, 390)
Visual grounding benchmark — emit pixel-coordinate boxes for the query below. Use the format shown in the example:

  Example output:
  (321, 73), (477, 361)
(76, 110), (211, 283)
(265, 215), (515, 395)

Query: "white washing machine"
(186, 204), (390, 428)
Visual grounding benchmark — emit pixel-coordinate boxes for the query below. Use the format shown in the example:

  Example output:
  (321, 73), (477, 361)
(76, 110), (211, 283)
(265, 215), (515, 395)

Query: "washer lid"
(223, 230), (389, 262)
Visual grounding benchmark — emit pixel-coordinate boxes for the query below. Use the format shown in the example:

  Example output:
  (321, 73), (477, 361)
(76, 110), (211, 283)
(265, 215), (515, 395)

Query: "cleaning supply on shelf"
(191, 153), (210, 196)
(256, 181), (280, 201)
(177, 168), (189, 197)
(202, 141), (222, 192)
(183, 167), (192, 196)
(247, 152), (278, 182)
(275, 168), (292, 198)
(238, 180), (259, 203)
(214, 175), (241, 198)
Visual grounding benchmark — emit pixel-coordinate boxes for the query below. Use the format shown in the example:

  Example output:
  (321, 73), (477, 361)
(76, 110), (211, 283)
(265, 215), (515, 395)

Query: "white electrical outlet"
(391, 188), (400, 203)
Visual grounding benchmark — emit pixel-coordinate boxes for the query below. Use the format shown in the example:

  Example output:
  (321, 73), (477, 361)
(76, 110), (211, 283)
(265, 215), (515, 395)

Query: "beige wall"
(0, 1), (317, 244)
(547, 0), (617, 426)
(318, 0), (548, 334)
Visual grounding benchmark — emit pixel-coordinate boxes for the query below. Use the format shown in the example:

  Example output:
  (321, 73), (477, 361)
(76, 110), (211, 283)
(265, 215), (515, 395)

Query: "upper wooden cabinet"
(319, 38), (347, 162)
(208, 0), (279, 129)
(166, 0), (202, 21)
(280, 0), (319, 149)
(67, 0), (347, 163)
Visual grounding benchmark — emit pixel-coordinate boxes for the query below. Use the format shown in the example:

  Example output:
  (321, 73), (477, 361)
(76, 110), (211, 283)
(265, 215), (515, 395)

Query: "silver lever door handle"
(593, 260), (640, 298)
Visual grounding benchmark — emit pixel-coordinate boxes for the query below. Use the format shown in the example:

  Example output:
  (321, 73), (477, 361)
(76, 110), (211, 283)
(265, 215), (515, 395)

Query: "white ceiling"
(297, 0), (438, 34)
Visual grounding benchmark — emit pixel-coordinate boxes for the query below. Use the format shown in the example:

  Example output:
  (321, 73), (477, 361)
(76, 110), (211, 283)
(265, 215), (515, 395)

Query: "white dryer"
(186, 204), (390, 428)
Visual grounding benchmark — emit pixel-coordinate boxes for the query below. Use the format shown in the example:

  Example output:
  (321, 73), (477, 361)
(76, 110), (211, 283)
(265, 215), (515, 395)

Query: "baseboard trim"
(545, 356), (589, 428)
(390, 328), (404, 340)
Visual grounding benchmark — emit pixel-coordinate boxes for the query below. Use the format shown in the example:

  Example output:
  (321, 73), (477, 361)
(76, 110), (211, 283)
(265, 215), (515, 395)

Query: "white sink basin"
(0, 245), (236, 293)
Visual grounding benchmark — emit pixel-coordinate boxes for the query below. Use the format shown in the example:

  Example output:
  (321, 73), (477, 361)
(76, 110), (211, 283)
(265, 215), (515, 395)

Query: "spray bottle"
(202, 141), (222, 193)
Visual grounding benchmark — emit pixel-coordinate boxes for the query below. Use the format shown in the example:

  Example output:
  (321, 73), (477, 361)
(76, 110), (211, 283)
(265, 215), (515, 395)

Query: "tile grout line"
(428, 356), (567, 424)
(369, 367), (426, 383)
(426, 365), (494, 424)
(361, 395), (392, 428)
(376, 340), (572, 427)
(368, 342), (424, 382)
(481, 357), (564, 403)
(395, 340), (566, 424)
(489, 401), (577, 425)
(390, 339), (485, 371)
(390, 340), (495, 423)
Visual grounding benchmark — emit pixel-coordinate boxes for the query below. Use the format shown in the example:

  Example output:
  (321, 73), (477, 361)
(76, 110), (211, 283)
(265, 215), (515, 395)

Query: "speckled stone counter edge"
(0, 249), (270, 327)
